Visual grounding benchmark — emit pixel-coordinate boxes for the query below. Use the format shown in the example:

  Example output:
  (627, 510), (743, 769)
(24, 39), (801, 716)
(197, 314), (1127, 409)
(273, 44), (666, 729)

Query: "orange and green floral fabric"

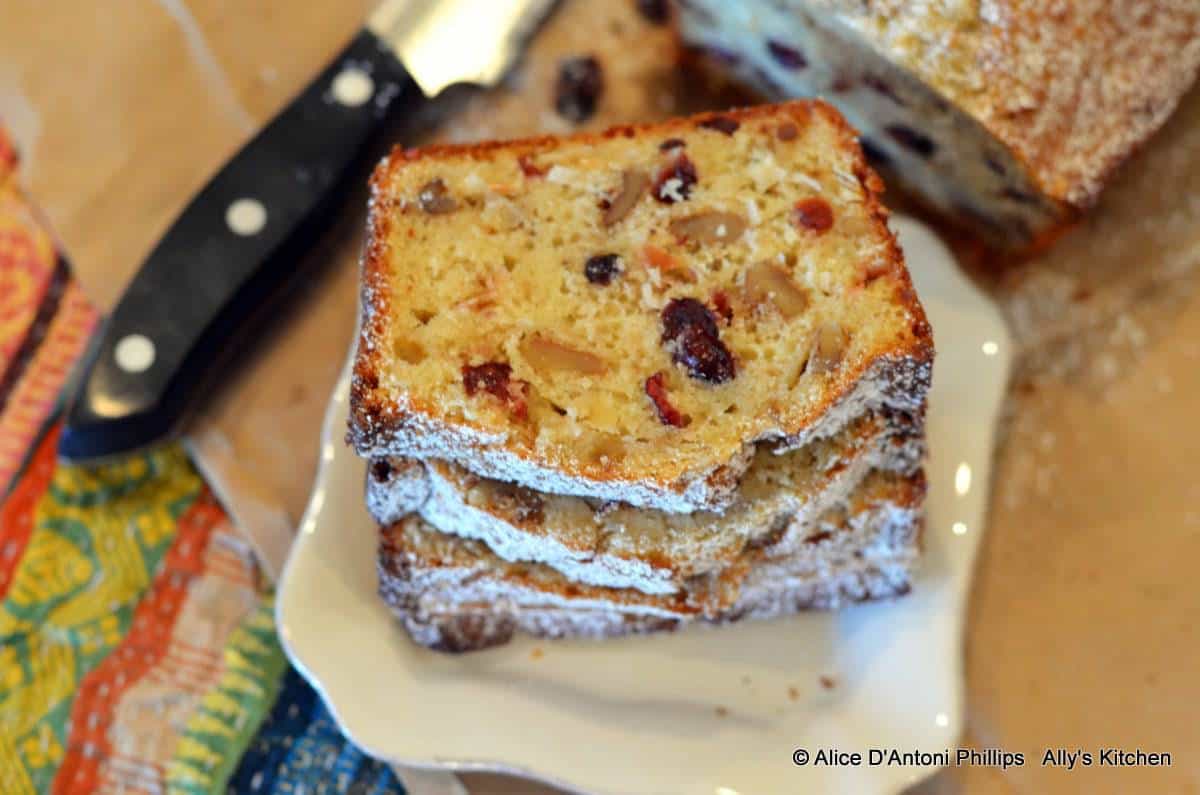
(0, 124), (403, 794)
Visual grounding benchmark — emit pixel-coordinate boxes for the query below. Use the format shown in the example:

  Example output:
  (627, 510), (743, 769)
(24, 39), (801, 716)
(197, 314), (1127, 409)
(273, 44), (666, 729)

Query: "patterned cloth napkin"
(0, 126), (404, 794)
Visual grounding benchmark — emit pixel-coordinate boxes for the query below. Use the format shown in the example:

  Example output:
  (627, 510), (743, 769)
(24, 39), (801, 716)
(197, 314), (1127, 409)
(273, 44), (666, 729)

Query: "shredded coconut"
(660, 177), (685, 203)
(546, 164), (579, 186)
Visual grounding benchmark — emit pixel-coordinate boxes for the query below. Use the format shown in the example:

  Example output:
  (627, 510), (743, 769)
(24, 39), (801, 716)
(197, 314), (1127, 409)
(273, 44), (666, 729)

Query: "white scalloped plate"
(277, 216), (1011, 795)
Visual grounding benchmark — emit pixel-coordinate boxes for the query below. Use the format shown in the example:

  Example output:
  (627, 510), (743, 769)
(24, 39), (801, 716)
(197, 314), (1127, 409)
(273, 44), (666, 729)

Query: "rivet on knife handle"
(59, 0), (561, 460)
(59, 30), (414, 460)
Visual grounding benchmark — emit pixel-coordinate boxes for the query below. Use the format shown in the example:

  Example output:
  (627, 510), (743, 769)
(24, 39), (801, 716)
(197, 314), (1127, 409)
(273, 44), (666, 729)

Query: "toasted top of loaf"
(350, 101), (932, 512)
(815, 0), (1200, 206)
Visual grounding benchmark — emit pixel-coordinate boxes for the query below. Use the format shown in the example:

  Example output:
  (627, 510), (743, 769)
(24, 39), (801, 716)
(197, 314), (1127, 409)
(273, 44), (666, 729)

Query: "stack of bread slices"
(348, 101), (934, 652)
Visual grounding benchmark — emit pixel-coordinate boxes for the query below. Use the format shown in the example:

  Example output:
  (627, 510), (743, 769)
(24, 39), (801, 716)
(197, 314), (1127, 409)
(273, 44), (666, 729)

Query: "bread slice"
(677, 1), (1200, 250)
(378, 469), (924, 652)
(366, 409), (923, 594)
(349, 101), (933, 513)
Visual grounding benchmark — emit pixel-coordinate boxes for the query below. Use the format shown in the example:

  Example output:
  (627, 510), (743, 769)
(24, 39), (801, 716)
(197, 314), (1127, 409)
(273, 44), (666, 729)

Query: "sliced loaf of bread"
(677, 0), (1200, 249)
(378, 469), (924, 652)
(366, 410), (923, 594)
(349, 101), (933, 513)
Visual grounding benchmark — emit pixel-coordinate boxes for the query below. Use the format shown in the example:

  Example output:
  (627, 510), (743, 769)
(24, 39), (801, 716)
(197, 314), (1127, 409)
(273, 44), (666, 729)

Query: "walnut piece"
(521, 334), (608, 375)
(809, 323), (848, 374)
(668, 211), (747, 244)
(746, 262), (811, 319)
(603, 169), (650, 226)
(418, 178), (457, 214)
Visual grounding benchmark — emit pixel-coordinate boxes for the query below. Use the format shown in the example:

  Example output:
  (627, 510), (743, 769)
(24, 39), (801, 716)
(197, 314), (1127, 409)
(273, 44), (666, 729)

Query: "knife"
(58, 0), (557, 460)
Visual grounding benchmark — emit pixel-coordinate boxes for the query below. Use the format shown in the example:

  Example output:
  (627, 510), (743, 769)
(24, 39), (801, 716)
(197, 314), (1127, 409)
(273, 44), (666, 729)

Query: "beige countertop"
(3, 2), (1197, 792)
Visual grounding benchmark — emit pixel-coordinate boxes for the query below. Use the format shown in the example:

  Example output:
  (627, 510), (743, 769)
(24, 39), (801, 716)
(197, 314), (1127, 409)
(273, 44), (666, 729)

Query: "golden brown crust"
(349, 101), (933, 509)
(845, 128), (935, 351)
(982, 0), (1200, 207)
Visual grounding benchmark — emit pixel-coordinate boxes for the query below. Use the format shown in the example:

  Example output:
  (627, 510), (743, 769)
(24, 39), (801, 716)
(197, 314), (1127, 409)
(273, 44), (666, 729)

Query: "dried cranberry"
(518, 154), (546, 177)
(776, 123), (798, 141)
(863, 75), (906, 106)
(661, 298), (735, 383)
(662, 298), (716, 343)
(645, 372), (690, 427)
(704, 45), (741, 65)
(698, 115), (739, 135)
(370, 460), (393, 482)
(885, 124), (937, 158)
(635, 0), (670, 24)
(585, 253), (621, 285)
(659, 138), (686, 151)
(793, 197), (834, 233)
(555, 56), (604, 123)
(418, 178), (457, 214)
(462, 362), (528, 419)
(652, 153), (698, 203)
(766, 40), (807, 69)
(463, 362), (512, 398)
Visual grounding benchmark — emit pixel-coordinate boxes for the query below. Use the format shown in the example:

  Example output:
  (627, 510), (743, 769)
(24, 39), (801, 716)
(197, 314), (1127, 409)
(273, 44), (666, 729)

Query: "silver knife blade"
(370, 0), (558, 97)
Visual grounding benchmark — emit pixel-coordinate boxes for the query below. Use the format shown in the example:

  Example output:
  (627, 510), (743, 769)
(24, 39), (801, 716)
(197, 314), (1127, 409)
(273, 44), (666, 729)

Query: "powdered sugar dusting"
(381, 497), (922, 650)
(367, 421), (925, 595)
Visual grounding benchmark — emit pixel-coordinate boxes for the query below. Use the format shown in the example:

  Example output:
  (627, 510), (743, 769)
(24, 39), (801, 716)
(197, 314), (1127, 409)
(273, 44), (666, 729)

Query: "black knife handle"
(61, 30), (414, 458)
